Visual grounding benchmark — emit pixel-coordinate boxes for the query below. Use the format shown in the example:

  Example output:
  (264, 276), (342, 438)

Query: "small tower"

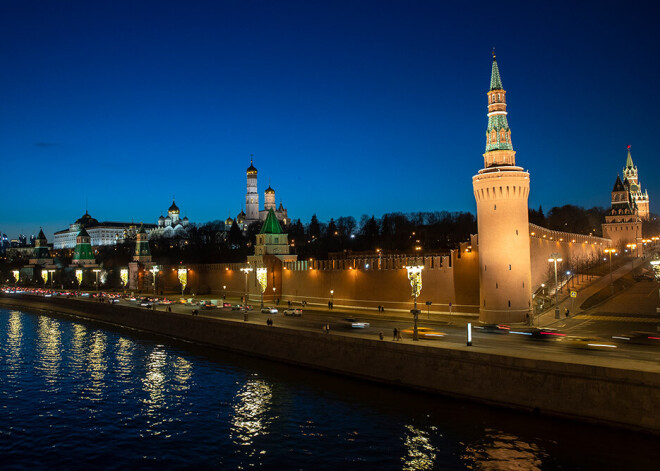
(245, 158), (259, 223)
(30, 228), (51, 264)
(254, 208), (290, 256)
(264, 184), (276, 211)
(602, 175), (642, 249)
(133, 224), (152, 262)
(72, 227), (96, 265)
(472, 53), (532, 323)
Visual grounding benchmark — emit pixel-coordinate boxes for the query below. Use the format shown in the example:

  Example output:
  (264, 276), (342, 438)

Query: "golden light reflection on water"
(6, 311), (24, 375)
(172, 356), (192, 391)
(401, 424), (437, 470)
(230, 376), (274, 459)
(142, 346), (168, 415)
(72, 323), (108, 402)
(461, 429), (546, 470)
(36, 316), (61, 385)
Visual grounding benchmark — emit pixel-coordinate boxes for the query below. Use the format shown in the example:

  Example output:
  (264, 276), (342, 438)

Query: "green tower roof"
(78, 227), (90, 238)
(37, 228), (47, 240)
(259, 208), (283, 234)
(625, 148), (634, 169)
(490, 56), (503, 90)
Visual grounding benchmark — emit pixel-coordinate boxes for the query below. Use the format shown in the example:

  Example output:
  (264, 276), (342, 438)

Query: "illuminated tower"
(72, 227), (95, 265)
(133, 224), (152, 262)
(246, 158), (259, 224)
(472, 53), (532, 323)
(264, 184), (276, 211)
(622, 146), (650, 220)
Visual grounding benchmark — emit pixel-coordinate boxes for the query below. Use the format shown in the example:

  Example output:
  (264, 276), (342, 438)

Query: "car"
(283, 308), (303, 317)
(562, 336), (618, 351)
(612, 332), (660, 347)
(261, 306), (278, 314)
(509, 327), (566, 340)
(160, 299), (173, 305)
(139, 300), (152, 307)
(232, 304), (249, 311)
(222, 302), (232, 308)
(474, 323), (510, 334)
(342, 318), (370, 329)
(401, 327), (446, 339)
(202, 302), (216, 310)
(110, 298), (120, 304)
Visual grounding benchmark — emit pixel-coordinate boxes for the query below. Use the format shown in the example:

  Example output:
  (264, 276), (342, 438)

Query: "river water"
(0, 308), (655, 470)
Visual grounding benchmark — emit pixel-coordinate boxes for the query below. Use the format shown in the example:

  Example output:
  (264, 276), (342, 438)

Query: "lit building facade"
(150, 200), (190, 239)
(54, 211), (156, 249)
(472, 54), (532, 323)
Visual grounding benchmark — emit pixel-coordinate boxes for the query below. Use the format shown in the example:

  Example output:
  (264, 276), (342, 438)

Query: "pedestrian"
(325, 323), (330, 334)
(168, 306), (172, 313)
(379, 331), (384, 341)
(565, 308), (570, 318)
(288, 300), (292, 307)
(393, 328), (398, 341)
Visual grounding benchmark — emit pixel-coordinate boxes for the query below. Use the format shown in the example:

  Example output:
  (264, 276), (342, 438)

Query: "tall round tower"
(246, 158), (259, 223)
(472, 53), (532, 323)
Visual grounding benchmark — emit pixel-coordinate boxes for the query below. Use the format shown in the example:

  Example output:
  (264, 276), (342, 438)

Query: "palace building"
(54, 211), (156, 249)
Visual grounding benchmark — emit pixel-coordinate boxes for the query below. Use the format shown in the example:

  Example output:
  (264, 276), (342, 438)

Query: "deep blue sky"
(1, 0), (658, 240)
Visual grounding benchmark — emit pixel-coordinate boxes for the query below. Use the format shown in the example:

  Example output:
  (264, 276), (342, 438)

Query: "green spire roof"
(490, 56), (503, 90)
(78, 227), (90, 238)
(625, 148), (634, 169)
(138, 223), (147, 234)
(37, 228), (46, 240)
(259, 208), (283, 234)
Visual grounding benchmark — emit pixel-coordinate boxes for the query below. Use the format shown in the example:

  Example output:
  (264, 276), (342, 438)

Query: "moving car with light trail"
(401, 327), (446, 339)
(342, 318), (370, 328)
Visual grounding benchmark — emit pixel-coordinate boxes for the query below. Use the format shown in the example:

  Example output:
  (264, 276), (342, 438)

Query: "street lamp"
(75, 269), (83, 291)
(330, 289), (334, 308)
(41, 269), (48, 289)
(12, 270), (19, 287)
(604, 248), (617, 287)
(240, 267), (253, 305)
(93, 269), (101, 294)
(404, 265), (424, 341)
(626, 243), (637, 272)
(120, 268), (128, 293)
(548, 253), (562, 319)
(150, 265), (159, 294)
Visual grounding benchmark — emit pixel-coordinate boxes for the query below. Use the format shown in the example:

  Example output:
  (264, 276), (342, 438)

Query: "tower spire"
(625, 145), (634, 169)
(483, 53), (515, 167)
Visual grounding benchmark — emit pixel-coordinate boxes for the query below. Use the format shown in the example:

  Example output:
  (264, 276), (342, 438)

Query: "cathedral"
(601, 147), (649, 249)
(150, 200), (191, 238)
(238, 159), (289, 230)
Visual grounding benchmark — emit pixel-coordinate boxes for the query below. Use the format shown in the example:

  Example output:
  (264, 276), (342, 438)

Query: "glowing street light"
(548, 253), (562, 319)
(41, 269), (48, 289)
(120, 268), (128, 293)
(626, 243), (637, 272)
(75, 269), (83, 291)
(603, 248), (617, 287)
(93, 269), (101, 293)
(150, 265), (160, 294)
(178, 267), (188, 298)
(48, 269), (55, 289)
(12, 270), (19, 286)
(404, 264), (424, 341)
(240, 266), (253, 306)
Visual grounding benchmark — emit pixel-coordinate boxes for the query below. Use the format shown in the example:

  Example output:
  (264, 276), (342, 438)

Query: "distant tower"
(622, 146), (650, 220)
(133, 224), (152, 262)
(72, 227), (95, 265)
(264, 184), (276, 211)
(29, 228), (51, 265)
(246, 158), (259, 223)
(472, 53), (532, 323)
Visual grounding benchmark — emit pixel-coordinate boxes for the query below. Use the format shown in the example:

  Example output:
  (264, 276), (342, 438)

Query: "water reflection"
(142, 346), (168, 416)
(5, 311), (24, 386)
(401, 424), (437, 470)
(461, 428), (547, 470)
(36, 316), (61, 386)
(230, 375), (274, 461)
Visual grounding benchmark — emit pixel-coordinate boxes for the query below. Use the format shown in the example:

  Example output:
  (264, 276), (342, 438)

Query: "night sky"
(1, 1), (658, 240)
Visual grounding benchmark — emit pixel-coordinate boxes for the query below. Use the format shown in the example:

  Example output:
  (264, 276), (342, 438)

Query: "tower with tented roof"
(472, 52), (532, 323)
(622, 146), (650, 220)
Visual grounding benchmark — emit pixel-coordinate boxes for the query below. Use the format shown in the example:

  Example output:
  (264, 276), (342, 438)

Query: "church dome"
(183, 216), (189, 222)
(158, 215), (165, 222)
(247, 160), (257, 175)
(225, 216), (234, 226)
(168, 200), (180, 214)
(265, 185), (275, 194)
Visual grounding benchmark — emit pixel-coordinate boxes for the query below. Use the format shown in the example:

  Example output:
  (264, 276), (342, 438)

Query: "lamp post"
(120, 268), (128, 294)
(405, 265), (424, 341)
(256, 267), (267, 308)
(177, 267), (188, 298)
(93, 269), (101, 294)
(330, 289), (334, 309)
(626, 243), (637, 272)
(41, 269), (48, 289)
(48, 269), (55, 290)
(12, 270), (19, 287)
(150, 265), (159, 294)
(548, 253), (562, 319)
(604, 248), (617, 287)
(240, 267), (253, 305)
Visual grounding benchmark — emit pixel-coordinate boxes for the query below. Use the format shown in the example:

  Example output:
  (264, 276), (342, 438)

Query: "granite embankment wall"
(1, 294), (658, 434)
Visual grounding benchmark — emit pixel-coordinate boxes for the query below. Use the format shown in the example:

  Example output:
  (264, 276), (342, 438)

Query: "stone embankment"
(1, 294), (658, 434)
